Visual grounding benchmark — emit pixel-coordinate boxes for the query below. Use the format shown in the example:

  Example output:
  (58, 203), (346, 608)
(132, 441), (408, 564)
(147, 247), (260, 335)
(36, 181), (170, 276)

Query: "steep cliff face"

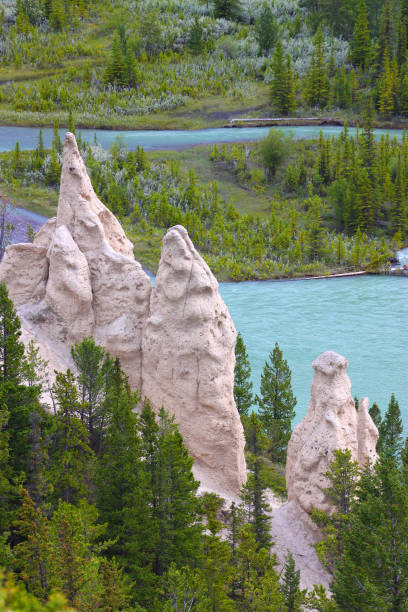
(142, 225), (246, 496)
(0, 133), (246, 496)
(286, 351), (378, 517)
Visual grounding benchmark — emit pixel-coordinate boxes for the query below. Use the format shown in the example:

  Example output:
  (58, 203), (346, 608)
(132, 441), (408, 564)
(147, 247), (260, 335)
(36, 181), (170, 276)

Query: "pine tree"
(233, 332), (253, 417)
(332, 454), (408, 610)
(377, 393), (403, 458)
(368, 401), (382, 429)
(12, 489), (54, 601)
(213, 0), (241, 20)
(241, 412), (272, 551)
(48, 370), (93, 505)
(71, 337), (112, 454)
(305, 27), (329, 108)
(233, 524), (283, 610)
(351, 0), (371, 69)
(270, 39), (287, 114)
(201, 493), (233, 611)
(95, 360), (149, 588)
(45, 148), (61, 186)
(0, 282), (25, 384)
(188, 16), (204, 56)
(49, 0), (66, 30)
(140, 401), (203, 579)
(285, 55), (297, 114)
(256, 342), (296, 463)
(255, 4), (278, 55)
(281, 552), (304, 611)
(311, 449), (360, 573)
(104, 30), (126, 86)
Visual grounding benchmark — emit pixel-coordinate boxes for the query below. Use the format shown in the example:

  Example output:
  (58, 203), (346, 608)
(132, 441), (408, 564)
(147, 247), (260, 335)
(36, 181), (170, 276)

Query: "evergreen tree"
(256, 342), (296, 463)
(270, 38), (285, 111)
(140, 401), (203, 579)
(332, 454), (408, 610)
(188, 16), (204, 56)
(368, 401), (382, 429)
(48, 370), (93, 505)
(255, 4), (278, 55)
(377, 393), (403, 458)
(305, 27), (329, 108)
(281, 552), (304, 611)
(351, 0), (371, 69)
(233, 332), (253, 417)
(104, 30), (126, 86)
(241, 412), (272, 551)
(201, 493), (233, 611)
(12, 489), (54, 601)
(233, 524), (283, 610)
(0, 282), (25, 384)
(45, 148), (61, 187)
(95, 360), (151, 597)
(213, 0), (241, 20)
(311, 449), (360, 573)
(71, 337), (112, 454)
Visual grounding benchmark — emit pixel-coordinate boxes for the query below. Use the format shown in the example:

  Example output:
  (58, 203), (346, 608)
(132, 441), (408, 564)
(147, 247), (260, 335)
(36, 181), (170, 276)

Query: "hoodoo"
(0, 132), (246, 496)
(286, 351), (378, 517)
(142, 225), (246, 496)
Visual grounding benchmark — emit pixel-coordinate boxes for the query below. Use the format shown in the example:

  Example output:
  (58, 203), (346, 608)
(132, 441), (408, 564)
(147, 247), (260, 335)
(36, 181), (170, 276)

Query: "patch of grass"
(147, 145), (270, 217)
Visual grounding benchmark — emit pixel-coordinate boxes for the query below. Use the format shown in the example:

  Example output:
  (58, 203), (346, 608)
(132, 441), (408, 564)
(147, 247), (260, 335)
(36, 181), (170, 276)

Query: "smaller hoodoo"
(286, 351), (378, 518)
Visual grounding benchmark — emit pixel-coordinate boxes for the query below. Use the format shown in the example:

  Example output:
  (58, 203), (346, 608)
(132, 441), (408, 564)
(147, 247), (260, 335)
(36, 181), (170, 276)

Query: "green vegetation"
(2, 120), (403, 281)
(3, 0), (408, 129)
(0, 281), (318, 611)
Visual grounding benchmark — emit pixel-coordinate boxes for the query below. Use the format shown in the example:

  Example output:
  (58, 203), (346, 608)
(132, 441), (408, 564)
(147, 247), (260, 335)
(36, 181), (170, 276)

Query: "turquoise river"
(2, 125), (408, 426)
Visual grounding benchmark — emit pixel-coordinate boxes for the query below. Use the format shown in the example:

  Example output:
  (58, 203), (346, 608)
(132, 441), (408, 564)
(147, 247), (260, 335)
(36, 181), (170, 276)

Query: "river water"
(220, 276), (408, 427)
(2, 124), (407, 426)
(0, 124), (407, 152)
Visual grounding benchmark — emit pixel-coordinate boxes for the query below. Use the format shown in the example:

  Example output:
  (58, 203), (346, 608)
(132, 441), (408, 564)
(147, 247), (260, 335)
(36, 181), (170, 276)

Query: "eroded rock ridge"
(0, 132), (246, 496)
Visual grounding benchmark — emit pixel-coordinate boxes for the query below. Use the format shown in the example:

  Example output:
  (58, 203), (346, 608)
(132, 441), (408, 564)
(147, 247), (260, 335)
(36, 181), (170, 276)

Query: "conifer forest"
(0, 0), (408, 610)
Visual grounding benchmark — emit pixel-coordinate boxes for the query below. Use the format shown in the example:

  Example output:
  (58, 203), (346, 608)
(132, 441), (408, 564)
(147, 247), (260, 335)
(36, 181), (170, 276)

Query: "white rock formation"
(142, 225), (246, 496)
(0, 133), (246, 496)
(286, 351), (378, 517)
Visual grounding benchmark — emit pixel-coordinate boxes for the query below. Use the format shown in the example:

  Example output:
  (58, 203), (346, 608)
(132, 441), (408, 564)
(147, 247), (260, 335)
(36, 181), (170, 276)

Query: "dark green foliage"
(241, 412), (272, 551)
(104, 29), (138, 88)
(281, 552), (304, 611)
(213, 0), (241, 20)
(305, 27), (329, 108)
(48, 370), (93, 505)
(256, 342), (296, 463)
(377, 393), (403, 458)
(332, 454), (408, 610)
(255, 4), (278, 55)
(270, 40), (297, 114)
(311, 449), (360, 572)
(233, 332), (253, 417)
(351, 0), (371, 68)
(368, 401), (382, 429)
(0, 282), (25, 384)
(71, 337), (113, 454)
(188, 16), (204, 56)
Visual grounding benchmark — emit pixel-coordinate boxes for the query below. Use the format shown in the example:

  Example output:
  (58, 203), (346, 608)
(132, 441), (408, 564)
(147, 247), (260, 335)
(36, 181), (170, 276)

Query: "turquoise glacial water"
(219, 275), (408, 428)
(0, 124), (407, 151)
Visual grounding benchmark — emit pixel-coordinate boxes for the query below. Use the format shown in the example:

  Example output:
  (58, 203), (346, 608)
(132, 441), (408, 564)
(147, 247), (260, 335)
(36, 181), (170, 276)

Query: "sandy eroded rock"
(286, 351), (378, 517)
(0, 134), (246, 496)
(142, 225), (246, 496)
(0, 132), (151, 389)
